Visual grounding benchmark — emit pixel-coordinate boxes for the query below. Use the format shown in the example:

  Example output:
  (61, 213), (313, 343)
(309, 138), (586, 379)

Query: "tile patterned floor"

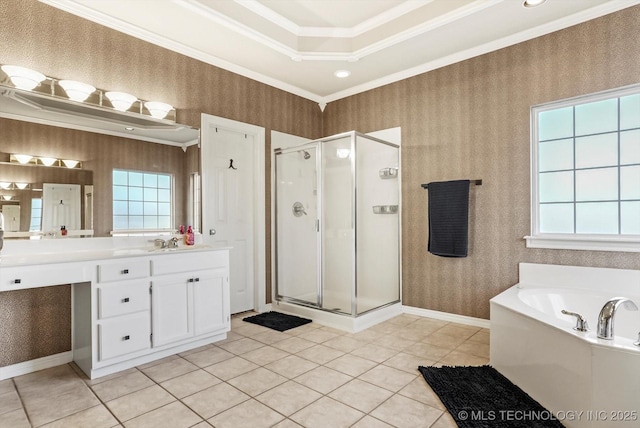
(0, 313), (489, 427)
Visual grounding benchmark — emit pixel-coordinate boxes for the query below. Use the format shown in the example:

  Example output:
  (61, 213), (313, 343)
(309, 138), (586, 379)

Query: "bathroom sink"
(147, 244), (211, 253)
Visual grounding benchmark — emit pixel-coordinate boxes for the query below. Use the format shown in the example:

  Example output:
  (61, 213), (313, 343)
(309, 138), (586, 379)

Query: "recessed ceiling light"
(334, 70), (351, 78)
(523, 0), (546, 7)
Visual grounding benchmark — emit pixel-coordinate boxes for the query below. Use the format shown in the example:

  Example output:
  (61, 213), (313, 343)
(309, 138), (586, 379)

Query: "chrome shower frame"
(273, 131), (401, 318)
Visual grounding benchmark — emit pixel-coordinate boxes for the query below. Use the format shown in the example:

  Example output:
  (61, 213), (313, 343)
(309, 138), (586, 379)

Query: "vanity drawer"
(0, 262), (88, 291)
(98, 312), (150, 361)
(98, 280), (150, 319)
(151, 250), (227, 276)
(98, 259), (149, 283)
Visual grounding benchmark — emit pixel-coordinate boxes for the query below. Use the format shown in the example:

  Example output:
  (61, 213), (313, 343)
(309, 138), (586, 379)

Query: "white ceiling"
(41, 0), (640, 106)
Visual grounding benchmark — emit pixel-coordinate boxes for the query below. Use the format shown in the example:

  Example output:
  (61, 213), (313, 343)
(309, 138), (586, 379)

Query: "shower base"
(272, 300), (402, 333)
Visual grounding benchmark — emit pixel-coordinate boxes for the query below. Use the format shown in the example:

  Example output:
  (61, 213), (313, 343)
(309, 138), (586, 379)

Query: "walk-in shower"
(274, 131), (400, 329)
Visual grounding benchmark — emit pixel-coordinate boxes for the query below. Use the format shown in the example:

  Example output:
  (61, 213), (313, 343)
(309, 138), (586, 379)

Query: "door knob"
(209, 229), (216, 235)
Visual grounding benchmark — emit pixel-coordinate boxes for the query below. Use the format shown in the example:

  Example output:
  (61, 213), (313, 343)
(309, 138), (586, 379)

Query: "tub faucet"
(597, 297), (638, 340)
(561, 310), (589, 332)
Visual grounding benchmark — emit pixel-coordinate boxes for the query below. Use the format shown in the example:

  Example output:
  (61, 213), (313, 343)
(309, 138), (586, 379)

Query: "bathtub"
(490, 263), (640, 428)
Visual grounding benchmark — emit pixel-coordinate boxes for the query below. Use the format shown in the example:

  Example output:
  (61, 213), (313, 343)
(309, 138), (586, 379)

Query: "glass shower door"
(275, 146), (320, 306)
(321, 136), (354, 314)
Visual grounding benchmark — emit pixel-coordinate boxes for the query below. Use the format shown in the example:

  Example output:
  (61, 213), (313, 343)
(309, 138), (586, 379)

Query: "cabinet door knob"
(123, 335), (130, 341)
(122, 297), (130, 303)
(195, 277), (200, 282)
(13, 279), (21, 284)
(122, 269), (129, 274)
(188, 278), (193, 283)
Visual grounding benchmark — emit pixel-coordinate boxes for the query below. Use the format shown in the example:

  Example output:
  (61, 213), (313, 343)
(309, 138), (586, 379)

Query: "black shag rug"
(243, 311), (312, 332)
(418, 365), (564, 428)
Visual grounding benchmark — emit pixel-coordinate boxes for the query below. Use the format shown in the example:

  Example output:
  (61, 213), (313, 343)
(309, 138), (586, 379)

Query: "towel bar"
(421, 179), (482, 189)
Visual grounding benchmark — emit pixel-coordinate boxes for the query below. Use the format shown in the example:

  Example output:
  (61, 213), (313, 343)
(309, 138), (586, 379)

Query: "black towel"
(427, 179), (470, 257)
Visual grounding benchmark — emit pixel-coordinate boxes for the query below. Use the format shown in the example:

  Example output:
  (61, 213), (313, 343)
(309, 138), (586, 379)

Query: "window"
(29, 198), (42, 231)
(112, 169), (173, 232)
(189, 172), (201, 233)
(528, 85), (640, 252)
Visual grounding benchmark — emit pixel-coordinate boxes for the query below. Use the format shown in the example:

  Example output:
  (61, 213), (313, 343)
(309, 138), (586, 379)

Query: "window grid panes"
(113, 169), (172, 231)
(535, 89), (640, 236)
(29, 198), (42, 231)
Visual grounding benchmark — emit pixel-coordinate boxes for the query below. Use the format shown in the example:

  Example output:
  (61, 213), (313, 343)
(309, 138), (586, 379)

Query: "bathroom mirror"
(0, 160), (93, 237)
(0, 89), (200, 238)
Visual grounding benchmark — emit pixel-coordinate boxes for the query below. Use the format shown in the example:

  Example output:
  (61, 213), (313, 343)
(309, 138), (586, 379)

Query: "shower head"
(302, 150), (311, 160)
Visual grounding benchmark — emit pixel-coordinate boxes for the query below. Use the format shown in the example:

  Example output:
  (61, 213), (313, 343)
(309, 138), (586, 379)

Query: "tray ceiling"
(41, 0), (640, 105)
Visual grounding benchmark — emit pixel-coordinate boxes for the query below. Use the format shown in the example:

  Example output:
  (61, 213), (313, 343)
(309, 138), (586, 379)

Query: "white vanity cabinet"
(150, 251), (230, 348)
(72, 247), (230, 379)
(93, 259), (152, 366)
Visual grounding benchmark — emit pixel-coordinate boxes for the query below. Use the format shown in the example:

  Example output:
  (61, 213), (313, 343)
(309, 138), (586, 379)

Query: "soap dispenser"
(185, 225), (194, 246)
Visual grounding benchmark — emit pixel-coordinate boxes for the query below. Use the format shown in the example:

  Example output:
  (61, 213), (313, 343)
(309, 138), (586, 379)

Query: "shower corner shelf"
(379, 167), (398, 179)
(372, 205), (398, 214)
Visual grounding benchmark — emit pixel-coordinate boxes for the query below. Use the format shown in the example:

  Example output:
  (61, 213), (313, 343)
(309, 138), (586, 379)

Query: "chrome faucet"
(597, 297), (638, 340)
(154, 238), (168, 249)
(561, 310), (589, 332)
(167, 237), (180, 248)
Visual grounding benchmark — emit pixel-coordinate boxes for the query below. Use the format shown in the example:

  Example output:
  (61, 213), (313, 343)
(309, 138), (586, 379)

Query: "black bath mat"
(243, 311), (311, 332)
(418, 365), (564, 428)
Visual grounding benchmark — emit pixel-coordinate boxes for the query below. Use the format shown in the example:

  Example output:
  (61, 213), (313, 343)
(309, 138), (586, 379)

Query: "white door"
(202, 126), (255, 314)
(2, 205), (20, 231)
(42, 183), (81, 233)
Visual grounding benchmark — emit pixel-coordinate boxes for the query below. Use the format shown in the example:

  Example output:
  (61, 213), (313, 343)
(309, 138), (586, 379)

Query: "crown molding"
(322, 0), (640, 103)
(39, 0), (322, 103)
(38, 0), (640, 106)
(235, 0), (431, 38)
(233, 0), (300, 35)
(176, 0), (294, 58)
(189, 0), (502, 63)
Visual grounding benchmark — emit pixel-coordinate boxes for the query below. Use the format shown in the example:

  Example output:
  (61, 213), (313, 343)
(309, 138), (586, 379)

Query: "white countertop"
(0, 236), (230, 268)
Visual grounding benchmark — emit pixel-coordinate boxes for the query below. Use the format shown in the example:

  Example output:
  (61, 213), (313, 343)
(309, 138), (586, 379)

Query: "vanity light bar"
(9, 154), (82, 169)
(0, 182), (30, 190)
(0, 64), (176, 122)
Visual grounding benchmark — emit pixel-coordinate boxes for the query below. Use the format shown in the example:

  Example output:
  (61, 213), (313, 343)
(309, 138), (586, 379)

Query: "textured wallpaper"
(323, 6), (640, 319)
(0, 0), (322, 365)
(1, 2), (639, 369)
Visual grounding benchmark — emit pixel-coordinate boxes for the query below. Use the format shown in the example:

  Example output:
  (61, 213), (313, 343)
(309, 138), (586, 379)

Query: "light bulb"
(15, 183), (28, 189)
(523, 0), (546, 7)
(2, 195), (12, 201)
(105, 91), (137, 111)
(62, 159), (79, 168)
(13, 154), (32, 164)
(1, 65), (46, 90)
(144, 101), (173, 119)
(40, 157), (57, 166)
(0, 182), (11, 189)
(59, 80), (96, 102)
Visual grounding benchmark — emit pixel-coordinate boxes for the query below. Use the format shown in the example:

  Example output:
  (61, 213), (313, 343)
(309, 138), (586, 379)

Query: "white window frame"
(526, 84), (640, 253)
(111, 169), (175, 235)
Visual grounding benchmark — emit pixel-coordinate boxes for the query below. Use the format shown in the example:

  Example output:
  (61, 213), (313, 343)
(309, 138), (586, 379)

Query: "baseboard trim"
(402, 305), (490, 329)
(0, 351), (73, 381)
(261, 303), (273, 312)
